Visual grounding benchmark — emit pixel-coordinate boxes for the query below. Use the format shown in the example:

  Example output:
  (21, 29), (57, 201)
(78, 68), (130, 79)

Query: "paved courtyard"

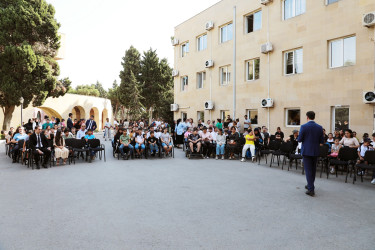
(0, 140), (374, 250)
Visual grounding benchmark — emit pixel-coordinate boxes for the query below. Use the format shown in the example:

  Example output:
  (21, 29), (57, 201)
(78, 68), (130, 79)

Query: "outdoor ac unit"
(261, 98), (274, 108)
(261, 42), (273, 54)
(204, 101), (214, 110)
(363, 12), (375, 27)
(170, 104), (179, 112)
(172, 70), (179, 77)
(260, 0), (272, 5)
(206, 21), (214, 31)
(171, 38), (179, 46)
(205, 60), (214, 68)
(363, 91), (375, 104)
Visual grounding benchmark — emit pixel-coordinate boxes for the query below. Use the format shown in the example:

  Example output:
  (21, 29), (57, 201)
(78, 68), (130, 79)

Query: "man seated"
(188, 128), (202, 153)
(42, 119), (53, 130)
(62, 128), (74, 139)
(134, 130), (145, 158)
(286, 130), (299, 152)
(160, 127), (173, 156)
(119, 129), (133, 159)
(29, 126), (51, 169)
(201, 127), (213, 159)
(76, 125), (87, 139)
(147, 131), (159, 156)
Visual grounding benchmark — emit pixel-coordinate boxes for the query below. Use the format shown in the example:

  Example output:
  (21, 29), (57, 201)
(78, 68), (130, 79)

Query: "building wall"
(173, 0), (375, 136)
(0, 94), (113, 131)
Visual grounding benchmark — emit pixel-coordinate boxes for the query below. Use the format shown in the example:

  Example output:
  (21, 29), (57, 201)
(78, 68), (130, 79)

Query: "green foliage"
(94, 81), (107, 98)
(126, 71), (145, 119)
(107, 80), (121, 118)
(0, 0), (67, 130)
(69, 84), (100, 97)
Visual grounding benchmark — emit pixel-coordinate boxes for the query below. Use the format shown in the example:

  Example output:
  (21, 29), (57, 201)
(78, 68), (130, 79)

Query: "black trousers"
(33, 148), (51, 165)
(12, 145), (20, 160)
(202, 141), (212, 157)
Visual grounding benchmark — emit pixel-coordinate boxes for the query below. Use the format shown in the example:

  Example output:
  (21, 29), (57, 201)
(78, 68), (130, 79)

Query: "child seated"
(329, 138), (342, 174)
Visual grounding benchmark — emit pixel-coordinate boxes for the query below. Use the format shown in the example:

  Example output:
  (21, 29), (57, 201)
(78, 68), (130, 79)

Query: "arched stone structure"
(89, 107), (100, 130)
(72, 106), (86, 120)
(37, 107), (63, 120)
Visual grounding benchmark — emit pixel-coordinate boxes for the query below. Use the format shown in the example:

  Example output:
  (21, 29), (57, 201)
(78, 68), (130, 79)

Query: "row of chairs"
(5, 138), (105, 170)
(112, 138), (174, 159)
(258, 140), (375, 184)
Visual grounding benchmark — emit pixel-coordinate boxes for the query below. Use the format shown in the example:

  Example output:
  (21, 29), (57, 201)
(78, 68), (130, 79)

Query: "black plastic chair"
(72, 139), (89, 164)
(317, 144), (330, 178)
(258, 141), (278, 165)
(354, 150), (375, 184)
(88, 139), (106, 162)
(280, 142), (294, 170)
(269, 141), (282, 167)
(329, 147), (358, 183)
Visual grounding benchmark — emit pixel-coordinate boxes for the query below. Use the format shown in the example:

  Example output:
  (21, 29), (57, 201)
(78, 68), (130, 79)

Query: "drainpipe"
(267, 3), (271, 130)
(233, 6), (237, 119)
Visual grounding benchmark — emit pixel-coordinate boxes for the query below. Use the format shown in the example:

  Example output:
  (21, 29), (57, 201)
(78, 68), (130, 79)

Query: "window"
(197, 34), (207, 51)
(329, 36), (356, 68)
(220, 23), (233, 43)
(247, 109), (258, 126)
(327, 0), (339, 4)
(197, 72), (206, 89)
(284, 48), (303, 75)
(286, 109), (301, 126)
(246, 58), (260, 81)
(181, 76), (188, 91)
(181, 42), (189, 57)
(284, 0), (306, 20)
(246, 10), (262, 33)
(181, 112), (187, 121)
(332, 106), (349, 131)
(220, 66), (231, 85)
(221, 110), (230, 121)
(197, 111), (205, 122)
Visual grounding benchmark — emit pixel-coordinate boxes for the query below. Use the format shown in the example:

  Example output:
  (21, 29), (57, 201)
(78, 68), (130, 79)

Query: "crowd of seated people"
(3, 113), (104, 168)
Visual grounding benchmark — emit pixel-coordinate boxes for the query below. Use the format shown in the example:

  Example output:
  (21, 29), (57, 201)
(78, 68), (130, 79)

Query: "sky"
(48, 0), (220, 90)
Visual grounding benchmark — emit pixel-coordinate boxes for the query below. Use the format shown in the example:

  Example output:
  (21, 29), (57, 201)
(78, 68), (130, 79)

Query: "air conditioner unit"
(170, 104), (179, 112)
(206, 21), (214, 31)
(205, 60), (214, 68)
(171, 38), (179, 46)
(363, 12), (375, 27)
(172, 70), (179, 77)
(363, 91), (375, 104)
(260, 0), (272, 5)
(261, 98), (274, 108)
(261, 42), (273, 54)
(204, 101), (214, 110)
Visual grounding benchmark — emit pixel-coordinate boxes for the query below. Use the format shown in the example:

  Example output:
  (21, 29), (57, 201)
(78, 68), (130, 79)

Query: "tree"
(94, 81), (107, 98)
(69, 85), (100, 97)
(124, 71), (144, 120)
(107, 80), (122, 119)
(140, 49), (173, 122)
(0, 0), (68, 130)
(119, 46), (141, 111)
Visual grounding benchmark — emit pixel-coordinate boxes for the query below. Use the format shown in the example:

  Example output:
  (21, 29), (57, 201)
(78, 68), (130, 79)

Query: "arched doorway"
(72, 106), (86, 120)
(37, 107), (63, 120)
(102, 108), (108, 129)
(89, 107), (100, 130)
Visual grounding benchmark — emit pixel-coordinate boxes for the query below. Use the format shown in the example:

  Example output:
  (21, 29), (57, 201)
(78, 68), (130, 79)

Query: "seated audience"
(29, 126), (51, 169)
(188, 128), (202, 153)
(134, 130), (145, 158)
(215, 129), (226, 160)
(54, 129), (69, 166)
(119, 129), (132, 159)
(201, 127), (213, 159)
(227, 126), (239, 160)
(160, 127), (173, 156)
(340, 129), (359, 149)
(76, 125), (87, 140)
(241, 129), (256, 162)
(147, 131), (159, 156)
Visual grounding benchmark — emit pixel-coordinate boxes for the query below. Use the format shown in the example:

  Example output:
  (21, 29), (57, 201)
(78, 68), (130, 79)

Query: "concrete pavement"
(0, 140), (374, 250)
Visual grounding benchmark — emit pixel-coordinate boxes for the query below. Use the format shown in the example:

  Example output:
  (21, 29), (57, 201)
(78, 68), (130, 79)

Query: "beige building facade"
(173, 0), (375, 136)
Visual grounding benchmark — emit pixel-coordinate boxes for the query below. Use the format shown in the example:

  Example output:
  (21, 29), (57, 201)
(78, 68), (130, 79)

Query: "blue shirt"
(176, 123), (187, 135)
(84, 134), (95, 140)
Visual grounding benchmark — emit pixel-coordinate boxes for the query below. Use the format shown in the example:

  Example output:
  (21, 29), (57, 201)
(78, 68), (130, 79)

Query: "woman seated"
(339, 129), (359, 149)
(160, 127), (173, 156)
(215, 129), (226, 160)
(54, 129), (69, 166)
(227, 126), (239, 160)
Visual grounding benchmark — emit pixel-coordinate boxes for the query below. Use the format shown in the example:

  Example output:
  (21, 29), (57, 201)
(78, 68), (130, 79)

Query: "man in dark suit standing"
(86, 115), (97, 131)
(297, 111), (324, 196)
(67, 113), (73, 131)
(29, 126), (51, 169)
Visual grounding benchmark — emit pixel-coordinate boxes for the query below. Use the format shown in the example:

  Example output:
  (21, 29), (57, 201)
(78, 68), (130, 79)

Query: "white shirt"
(104, 122), (112, 129)
(210, 131), (217, 141)
(114, 120), (119, 126)
(136, 135), (144, 144)
(244, 119), (251, 129)
(123, 121), (129, 128)
(76, 129), (87, 139)
(154, 132), (162, 139)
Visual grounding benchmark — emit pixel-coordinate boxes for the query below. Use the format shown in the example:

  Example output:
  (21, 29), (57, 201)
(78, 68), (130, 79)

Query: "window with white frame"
(329, 36), (356, 68)
(247, 109), (258, 126)
(197, 111), (205, 123)
(197, 72), (206, 89)
(181, 42), (189, 57)
(181, 112), (187, 121)
(246, 58), (260, 81)
(220, 66), (231, 85)
(246, 10), (262, 33)
(284, 48), (303, 75)
(332, 106), (349, 131)
(284, 0), (306, 20)
(221, 110), (230, 121)
(181, 76), (188, 91)
(327, 0), (339, 4)
(220, 23), (233, 43)
(197, 34), (207, 51)
(286, 109), (301, 126)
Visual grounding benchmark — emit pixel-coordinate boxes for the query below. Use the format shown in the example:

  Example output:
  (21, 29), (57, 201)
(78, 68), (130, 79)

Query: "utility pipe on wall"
(233, 6), (237, 119)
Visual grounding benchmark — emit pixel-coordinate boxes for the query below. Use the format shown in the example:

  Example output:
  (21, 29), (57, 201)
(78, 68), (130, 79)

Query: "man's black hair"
(306, 111), (315, 120)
